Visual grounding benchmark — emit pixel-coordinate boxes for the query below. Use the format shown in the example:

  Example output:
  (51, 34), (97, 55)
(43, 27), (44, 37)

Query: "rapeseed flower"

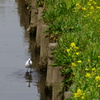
(98, 56), (100, 58)
(96, 6), (100, 9)
(76, 4), (80, 6)
(92, 68), (96, 71)
(74, 89), (83, 98)
(93, 1), (96, 5)
(98, 85), (100, 87)
(88, 59), (90, 62)
(82, 7), (87, 10)
(70, 42), (76, 47)
(74, 46), (79, 49)
(81, 96), (85, 99)
(72, 63), (76, 66)
(85, 68), (89, 71)
(88, 3), (91, 6)
(76, 52), (79, 55)
(85, 73), (91, 77)
(77, 60), (82, 63)
(84, 15), (87, 18)
(66, 49), (70, 53)
(90, 6), (94, 10)
(95, 76), (100, 82)
(89, 12), (92, 14)
(72, 55), (75, 58)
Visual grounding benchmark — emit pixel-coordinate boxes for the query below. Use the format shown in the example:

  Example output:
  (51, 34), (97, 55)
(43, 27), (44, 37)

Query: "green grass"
(42, 0), (100, 99)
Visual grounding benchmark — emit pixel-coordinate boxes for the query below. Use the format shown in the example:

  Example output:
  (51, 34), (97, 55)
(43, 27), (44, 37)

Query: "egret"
(25, 58), (32, 72)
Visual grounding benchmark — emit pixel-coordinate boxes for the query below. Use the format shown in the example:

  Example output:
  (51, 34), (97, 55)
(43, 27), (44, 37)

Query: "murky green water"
(0, 0), (48, 100)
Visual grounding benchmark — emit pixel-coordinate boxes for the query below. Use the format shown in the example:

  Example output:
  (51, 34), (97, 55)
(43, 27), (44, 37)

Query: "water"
(0, 0), (48, 100)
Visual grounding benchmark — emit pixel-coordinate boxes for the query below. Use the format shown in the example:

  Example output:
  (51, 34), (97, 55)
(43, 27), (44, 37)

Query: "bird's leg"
(27, 67), (28, 72)
(29, 65), (33, 73)
(30, 68), (32, 73)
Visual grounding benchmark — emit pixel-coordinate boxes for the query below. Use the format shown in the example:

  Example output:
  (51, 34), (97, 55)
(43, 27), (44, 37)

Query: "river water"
(0, 0), (48, 100)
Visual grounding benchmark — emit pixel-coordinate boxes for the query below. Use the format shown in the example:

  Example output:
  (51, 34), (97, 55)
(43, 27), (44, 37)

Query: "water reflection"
(17, 0), (52, 100)
(16, 0), (30, 29)
(24, 72), (32, 87)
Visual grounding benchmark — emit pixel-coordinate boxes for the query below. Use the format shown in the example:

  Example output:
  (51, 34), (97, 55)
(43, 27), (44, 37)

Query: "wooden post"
(64, 91), (72, 100)
(52, 67), (64, 100)
(39, 24), (49, 67)
(46, 43), (58, 88)
(36, 7), (44, 49)
(30, 0), (37, 28)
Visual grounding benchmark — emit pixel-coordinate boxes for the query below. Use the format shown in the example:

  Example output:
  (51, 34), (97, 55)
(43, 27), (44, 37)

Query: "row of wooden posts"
(28, 0), (71, 100)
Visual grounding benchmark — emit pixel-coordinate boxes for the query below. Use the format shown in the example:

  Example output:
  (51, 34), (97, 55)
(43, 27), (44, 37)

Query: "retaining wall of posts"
(25, 0), (72, 99)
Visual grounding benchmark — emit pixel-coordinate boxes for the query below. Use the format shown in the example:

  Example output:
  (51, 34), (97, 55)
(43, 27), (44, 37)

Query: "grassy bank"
(40, 0), (100, 99)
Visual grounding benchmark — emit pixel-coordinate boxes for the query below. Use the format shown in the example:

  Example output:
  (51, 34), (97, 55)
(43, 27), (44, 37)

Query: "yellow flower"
(76, 4), (80, 6)
(74, 46), (79, 49)
(72, 63), (76, 66)
(88, 3), (91, 6)
(84, 15), (87, 18)
(96, 6), (100, 9)
(85, 73), (91, 77)
(90, 6), (94, 10)
(95, 76), (100, 82)
(74, 89), (83, 98)
(85, 68), (89, 71)
(74, 93), (79, 98)
(77, 89), (82, 94)
(72, 55), (75, 57)
(82, 7), (87, 10)
(77, 60), (82, 63)
(66, 49), (70, 53)
(81, 96), (85, 99)
(70, 42), (76, 47)
(88, 59), (90, 62)
(92, 68), (96, 71)
(76, 52), (79, 55)
(93, 1), (96, 5)
(98, 85), (100, 87)
(89, 12), (92, 14)
(98, 56), (100, 58)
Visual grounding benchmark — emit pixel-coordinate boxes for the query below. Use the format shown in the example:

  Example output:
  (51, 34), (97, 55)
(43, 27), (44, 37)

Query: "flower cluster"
(85, 67), (97, 78)
(74, 89), (85, 99)
(95, 76), (100, 82)
(66, 42), (79, 58)
(74, 0), (100, 22)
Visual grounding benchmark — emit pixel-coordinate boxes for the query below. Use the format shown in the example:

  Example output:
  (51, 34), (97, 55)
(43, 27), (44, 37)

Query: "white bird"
(25, 58), (32, 72)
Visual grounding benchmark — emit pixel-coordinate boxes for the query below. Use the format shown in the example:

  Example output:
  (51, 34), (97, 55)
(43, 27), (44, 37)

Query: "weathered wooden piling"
(46, 43), (58, 88)
(26, 0), (72, 99)
(64, 91), (72, 100)
(39, 24), (49, 67)
(30, 0), (37, 28)
(46, 43), (64, 100)
(52, 67), (64, 100)
(36, 7), (44, 49)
